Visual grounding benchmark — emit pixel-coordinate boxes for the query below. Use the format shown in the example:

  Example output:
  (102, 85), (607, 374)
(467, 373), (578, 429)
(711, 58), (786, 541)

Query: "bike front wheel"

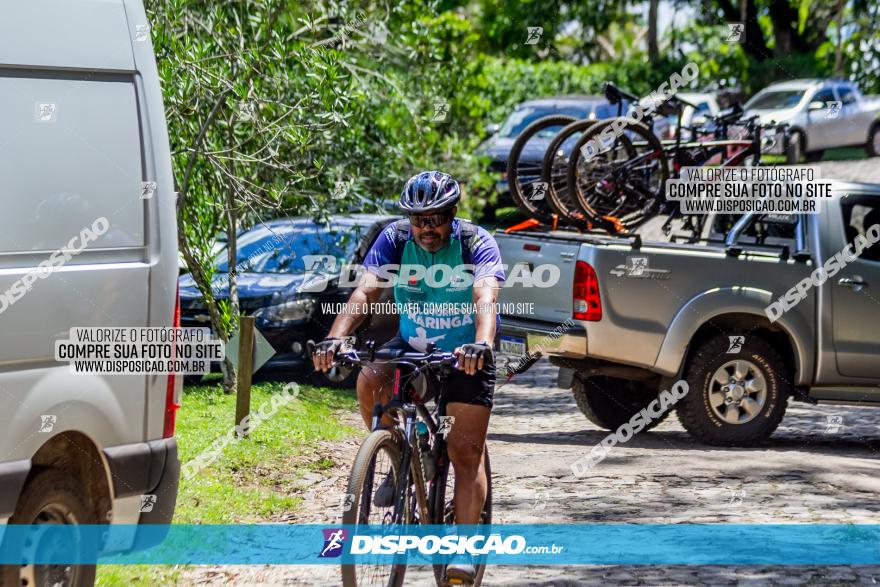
(342, 429), (409, 587)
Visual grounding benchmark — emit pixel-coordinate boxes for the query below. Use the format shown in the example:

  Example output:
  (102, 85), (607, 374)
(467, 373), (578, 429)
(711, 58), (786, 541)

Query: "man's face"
(409, 207), (455, 253)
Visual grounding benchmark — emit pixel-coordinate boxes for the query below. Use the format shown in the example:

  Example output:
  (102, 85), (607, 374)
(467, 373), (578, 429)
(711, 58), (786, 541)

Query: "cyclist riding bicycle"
(312, 170), (505, 585)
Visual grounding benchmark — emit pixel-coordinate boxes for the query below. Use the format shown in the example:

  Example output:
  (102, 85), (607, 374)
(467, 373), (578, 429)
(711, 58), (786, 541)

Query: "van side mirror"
(808, 101), (825, 111)
(485, 123), (500, 136)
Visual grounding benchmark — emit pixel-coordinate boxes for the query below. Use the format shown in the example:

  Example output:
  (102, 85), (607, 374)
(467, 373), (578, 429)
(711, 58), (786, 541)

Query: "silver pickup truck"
(496, 181), (880, 446)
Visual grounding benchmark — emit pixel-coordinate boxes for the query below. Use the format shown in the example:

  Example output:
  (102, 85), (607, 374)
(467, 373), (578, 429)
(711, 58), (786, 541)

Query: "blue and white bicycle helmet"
(399, 171), (461, 212)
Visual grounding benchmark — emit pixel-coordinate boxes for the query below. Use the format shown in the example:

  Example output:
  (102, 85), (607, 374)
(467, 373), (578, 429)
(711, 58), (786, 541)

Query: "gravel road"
(181, 155), (880, 586)
(184, 359), (880, 586)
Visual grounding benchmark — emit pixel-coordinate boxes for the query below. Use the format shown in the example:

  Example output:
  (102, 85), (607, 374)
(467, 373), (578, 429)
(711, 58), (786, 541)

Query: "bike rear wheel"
(431, 446), (492, 586)
(342, 429), (409, 587)
(568, 119), (668, 231)
(541, 119), (598, 225)
(508, 115), (577, 221)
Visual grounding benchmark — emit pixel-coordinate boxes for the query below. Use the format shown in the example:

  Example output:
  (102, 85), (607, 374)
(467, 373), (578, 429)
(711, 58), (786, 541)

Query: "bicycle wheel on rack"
(507, 115), (577, 222)
(342, 429), (410, 587)
(541, 119), (598, 225)
(431, 446), (492, 586)
(568, 118), (668, 231)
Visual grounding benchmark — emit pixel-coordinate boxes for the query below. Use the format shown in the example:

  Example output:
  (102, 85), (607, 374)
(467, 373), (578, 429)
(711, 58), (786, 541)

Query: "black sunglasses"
(409, 211), (453, 228)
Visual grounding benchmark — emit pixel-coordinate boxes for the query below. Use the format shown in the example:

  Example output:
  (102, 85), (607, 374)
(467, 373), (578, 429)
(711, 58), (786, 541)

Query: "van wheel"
(677, 334), (789, 446)
(1, 468), (97, 587)
(571, 376), (668, 432)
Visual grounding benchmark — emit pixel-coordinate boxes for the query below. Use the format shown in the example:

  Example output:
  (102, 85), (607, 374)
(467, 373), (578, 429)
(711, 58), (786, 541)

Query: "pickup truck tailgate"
(496, 232), (577, 323)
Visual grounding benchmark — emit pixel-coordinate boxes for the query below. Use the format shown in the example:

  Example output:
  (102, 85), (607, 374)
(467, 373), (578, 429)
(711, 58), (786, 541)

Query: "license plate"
(499, 335), (526, 356)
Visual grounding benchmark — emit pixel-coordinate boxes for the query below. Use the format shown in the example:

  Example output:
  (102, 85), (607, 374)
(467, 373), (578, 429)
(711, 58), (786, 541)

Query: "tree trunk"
(648, 0), (659, 61)
(222, 117), (240, 395)
(833, 0), (845, 77)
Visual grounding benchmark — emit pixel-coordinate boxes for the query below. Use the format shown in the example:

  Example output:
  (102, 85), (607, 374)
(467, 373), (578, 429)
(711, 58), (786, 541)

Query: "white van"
(0, 0), (180, 583)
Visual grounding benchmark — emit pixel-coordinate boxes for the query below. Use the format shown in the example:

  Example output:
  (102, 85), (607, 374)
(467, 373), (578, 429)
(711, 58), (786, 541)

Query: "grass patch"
(96, 376), (360, 586)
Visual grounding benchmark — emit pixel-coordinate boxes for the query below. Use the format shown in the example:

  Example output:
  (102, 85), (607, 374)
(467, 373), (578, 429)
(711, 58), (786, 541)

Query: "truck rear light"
(573, 260), (602, 321)
(164, 287), (181, 438)
(523, 243), (540, 251)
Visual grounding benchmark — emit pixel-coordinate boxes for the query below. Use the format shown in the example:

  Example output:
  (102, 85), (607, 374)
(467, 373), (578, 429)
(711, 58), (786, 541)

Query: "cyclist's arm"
(313, 272), (384, 371)
(455, 275), (499, 375)
(473, 275), (499, 345)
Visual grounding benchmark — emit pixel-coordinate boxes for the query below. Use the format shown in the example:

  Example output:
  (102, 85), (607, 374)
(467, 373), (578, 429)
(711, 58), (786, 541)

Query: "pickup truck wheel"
(677, 335), (788, 446)
(571, 376), (668, 432)
(867, 123), (880, 157)
(1, 468), (97, 587)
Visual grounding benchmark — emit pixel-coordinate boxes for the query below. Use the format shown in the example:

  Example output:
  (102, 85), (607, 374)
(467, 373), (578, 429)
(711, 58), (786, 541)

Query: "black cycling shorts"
(378, 334), (495, 409)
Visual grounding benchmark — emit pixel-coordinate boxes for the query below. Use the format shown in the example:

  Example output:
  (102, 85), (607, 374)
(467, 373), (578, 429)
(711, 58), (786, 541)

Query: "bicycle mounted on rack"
(506, 81), (792, 239)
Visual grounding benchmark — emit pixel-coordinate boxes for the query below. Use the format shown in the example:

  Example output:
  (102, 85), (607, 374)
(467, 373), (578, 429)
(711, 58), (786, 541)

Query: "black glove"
(457, 341), (494, 370)
(313, 337), (344, 357)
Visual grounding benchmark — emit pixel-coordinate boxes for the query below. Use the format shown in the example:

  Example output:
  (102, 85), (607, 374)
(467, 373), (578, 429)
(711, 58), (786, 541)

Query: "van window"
(0, 73), (144, 254)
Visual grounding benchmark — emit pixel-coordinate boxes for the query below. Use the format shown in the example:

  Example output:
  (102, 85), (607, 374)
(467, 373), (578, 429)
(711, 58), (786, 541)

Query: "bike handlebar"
(603, 82), (639, 106)
(306, 339), (458, 370)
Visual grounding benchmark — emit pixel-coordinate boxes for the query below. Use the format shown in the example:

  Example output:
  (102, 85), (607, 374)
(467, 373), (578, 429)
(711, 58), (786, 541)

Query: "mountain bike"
(307, 340), (492, 587)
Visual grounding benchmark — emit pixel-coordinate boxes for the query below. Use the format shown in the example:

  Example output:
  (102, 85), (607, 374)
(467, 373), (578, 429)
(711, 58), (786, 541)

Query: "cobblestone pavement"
(184, 360), (880, 586)
(811, 158), (880, 183)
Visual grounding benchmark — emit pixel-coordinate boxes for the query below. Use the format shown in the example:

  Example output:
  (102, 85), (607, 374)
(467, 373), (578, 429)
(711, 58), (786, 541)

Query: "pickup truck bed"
(496, 181), (880, 445)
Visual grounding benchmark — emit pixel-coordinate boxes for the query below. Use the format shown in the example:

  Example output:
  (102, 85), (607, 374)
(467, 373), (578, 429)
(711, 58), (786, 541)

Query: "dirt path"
(183, 359), (880, 585)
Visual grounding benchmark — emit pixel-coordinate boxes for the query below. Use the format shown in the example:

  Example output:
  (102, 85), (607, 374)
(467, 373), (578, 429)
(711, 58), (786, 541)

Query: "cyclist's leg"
(445, 402), (490, 524)
(355, 334), (409, 429)
(443, 362), (495, 524)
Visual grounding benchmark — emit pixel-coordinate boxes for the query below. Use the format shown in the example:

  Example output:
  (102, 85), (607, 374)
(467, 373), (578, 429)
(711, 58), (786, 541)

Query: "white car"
(743, 79), (880, 162)
(0, 1), (180, 584)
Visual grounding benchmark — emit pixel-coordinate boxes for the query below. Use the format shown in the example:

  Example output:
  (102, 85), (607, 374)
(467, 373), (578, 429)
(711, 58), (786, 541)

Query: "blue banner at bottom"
(0, 524), (878, 565)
